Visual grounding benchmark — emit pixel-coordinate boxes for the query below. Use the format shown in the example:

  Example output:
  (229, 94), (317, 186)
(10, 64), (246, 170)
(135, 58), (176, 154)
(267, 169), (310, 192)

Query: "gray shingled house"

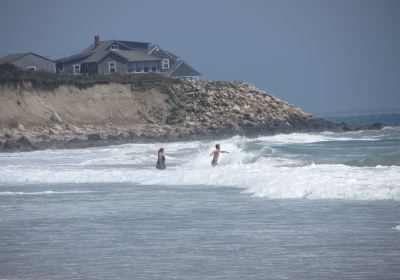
(56, 36), (201, 80)
(0, 52), (55, 72)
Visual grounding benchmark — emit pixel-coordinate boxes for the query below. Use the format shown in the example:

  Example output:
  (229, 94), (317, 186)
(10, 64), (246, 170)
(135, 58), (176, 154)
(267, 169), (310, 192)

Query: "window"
(162, 59), (169, 69)
(73, 64), (80, 74)
(143, 62), (152, 72)
(127, 63), (135, 73)
(144, 62), (158, 72)
(136, 63), (143, 73)
(109, 61), (116, 73)
(110, 44), (119, 50)
(27, 66), (37, 71)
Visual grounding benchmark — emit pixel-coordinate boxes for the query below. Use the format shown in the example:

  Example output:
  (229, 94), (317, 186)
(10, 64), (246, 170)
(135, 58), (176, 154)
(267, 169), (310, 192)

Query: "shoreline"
(0, 122), (393, 153)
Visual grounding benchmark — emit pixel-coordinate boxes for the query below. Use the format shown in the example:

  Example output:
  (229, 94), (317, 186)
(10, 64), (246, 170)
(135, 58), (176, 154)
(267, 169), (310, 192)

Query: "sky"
(0, 0), (399, 114)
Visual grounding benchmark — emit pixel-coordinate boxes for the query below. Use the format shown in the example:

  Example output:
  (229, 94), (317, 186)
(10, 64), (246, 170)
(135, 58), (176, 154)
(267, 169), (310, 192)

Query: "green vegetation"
(0, 64), (178, 90)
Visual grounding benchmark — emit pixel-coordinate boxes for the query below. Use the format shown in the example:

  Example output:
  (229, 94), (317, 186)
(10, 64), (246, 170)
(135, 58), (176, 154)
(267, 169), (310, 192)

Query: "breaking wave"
(0, 128), (399, 200)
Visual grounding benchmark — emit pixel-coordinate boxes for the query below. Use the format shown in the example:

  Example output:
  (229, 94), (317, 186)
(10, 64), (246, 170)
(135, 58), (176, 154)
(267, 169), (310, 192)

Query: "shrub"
(0, 63), (179, 90)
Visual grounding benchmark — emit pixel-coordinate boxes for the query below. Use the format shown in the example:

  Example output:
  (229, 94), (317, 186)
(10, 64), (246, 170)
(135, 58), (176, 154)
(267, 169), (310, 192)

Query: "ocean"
(1, 121), (400, 279)
(324, 112), (400, 125)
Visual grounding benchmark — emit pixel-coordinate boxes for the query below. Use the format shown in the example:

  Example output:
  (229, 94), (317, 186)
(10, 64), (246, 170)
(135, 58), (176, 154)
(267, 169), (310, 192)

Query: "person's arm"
(221, 151), (229, 153)
(209, 150), (215, 156)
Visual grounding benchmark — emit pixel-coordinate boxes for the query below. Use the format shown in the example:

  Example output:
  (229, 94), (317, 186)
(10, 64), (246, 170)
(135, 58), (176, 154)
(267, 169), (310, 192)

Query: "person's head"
(158, 148), (164, 154)
(215, 144), (220, 150)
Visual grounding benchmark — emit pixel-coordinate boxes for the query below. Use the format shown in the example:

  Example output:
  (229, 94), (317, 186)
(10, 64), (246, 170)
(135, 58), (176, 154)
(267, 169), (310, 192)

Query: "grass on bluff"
(0, 63), (178, 90)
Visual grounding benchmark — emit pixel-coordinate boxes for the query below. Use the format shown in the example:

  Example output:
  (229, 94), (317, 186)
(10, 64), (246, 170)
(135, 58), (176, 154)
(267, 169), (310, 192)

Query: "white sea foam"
(393, 225), (400, 231)
(1, 131), (399, 200)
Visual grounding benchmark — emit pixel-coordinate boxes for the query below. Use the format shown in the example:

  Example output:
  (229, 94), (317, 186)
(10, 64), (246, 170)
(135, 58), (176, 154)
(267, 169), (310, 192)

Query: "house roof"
(148, 44), (180, 61)
(80, 50), (111, 63)
(118, 41), (150, 50)
(116, 50), (161, 62)
(0, 52), (54, 64)
(78, 49), (161, 64)
(54, 38), (200, 76)
(170, 60), (201, 77)
(82, 40), (150, 53)
(56, 52), (92, 63)
(58, 40), (157, 64)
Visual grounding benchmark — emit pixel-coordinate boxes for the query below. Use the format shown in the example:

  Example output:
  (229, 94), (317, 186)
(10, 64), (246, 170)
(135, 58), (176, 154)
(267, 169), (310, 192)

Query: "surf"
(0, 128), (399, 200)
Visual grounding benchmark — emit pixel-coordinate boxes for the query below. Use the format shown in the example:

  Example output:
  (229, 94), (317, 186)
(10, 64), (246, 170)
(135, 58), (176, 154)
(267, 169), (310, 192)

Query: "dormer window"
(162, 58), (169, 69)
(110, 44), (119, 50)
(27, 66), (37, 71)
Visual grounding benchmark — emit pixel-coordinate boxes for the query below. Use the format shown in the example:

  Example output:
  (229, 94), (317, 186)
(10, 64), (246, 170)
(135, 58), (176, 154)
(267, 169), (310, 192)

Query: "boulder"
(87, 133), (102, 141)
(17, 124), (25, 131)
(2, 136), (37, 151)
(2, 140), (19, 151)
(50, 112), (63, 123)
(107, 133), (126, 141)
(368, 122), (384, 130)
(53, 124), (63, 131)
(16, 136), (36, 149)
(4, 132), (12, 139)
(49, 128), (59, 135)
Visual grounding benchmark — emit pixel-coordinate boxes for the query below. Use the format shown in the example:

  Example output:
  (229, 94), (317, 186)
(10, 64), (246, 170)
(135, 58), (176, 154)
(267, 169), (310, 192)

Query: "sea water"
(1, 127), (400, 279)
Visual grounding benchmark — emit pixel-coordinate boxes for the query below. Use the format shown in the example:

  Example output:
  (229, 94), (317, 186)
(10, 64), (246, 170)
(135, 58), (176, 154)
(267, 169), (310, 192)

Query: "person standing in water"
(210, 144), (229, 167)
(156, 148), (166, 170)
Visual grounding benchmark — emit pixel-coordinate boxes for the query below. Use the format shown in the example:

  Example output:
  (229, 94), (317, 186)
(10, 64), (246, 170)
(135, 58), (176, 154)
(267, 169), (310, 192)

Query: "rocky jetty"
(0, 79), (382, 153)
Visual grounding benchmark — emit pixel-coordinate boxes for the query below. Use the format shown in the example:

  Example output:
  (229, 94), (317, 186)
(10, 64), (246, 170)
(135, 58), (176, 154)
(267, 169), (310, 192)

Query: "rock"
(16, 136), (34, 147)
(367, 122), (384, 130)
(2, 140), (19, 151)
(4, 133), (12, 138)
(87, 133), (102, 141)
(210, 124), (218, 129)
(17, 124), (25, 131)
(38, 134), (51, 140)
(66, 124), (81, 134)
(53, 124), (63, 131)
(49, 128), (59, 135)
(50, 112), (63, 123)
(204, 112), (213, 118)
(107, 133), (125, 141)
(244, 113), (256, 121)
(2, 136), (37, 151)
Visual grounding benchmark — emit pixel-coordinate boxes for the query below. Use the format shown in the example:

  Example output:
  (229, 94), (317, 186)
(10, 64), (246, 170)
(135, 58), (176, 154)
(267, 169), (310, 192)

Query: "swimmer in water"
(209, 144), (229, 167)
(156, 148), (166, 170)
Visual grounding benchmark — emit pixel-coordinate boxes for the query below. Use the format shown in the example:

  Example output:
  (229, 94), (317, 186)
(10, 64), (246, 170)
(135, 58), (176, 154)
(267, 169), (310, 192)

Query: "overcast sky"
(0, 0), (399, 114)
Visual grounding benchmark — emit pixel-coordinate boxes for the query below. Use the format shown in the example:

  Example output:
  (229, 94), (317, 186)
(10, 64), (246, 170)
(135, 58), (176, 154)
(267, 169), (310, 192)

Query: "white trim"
(148, 45), (177, 61)
(148, 45), (160, 54)
(109, 61), (116, 73)
(162, 58), (169, 69)
(73, 64), (80, 74)
(27, 66), (37, 71)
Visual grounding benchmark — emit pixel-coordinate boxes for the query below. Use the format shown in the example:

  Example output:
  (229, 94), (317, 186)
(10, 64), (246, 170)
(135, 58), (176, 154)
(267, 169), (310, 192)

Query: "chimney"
(94, 35), (100, 48)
